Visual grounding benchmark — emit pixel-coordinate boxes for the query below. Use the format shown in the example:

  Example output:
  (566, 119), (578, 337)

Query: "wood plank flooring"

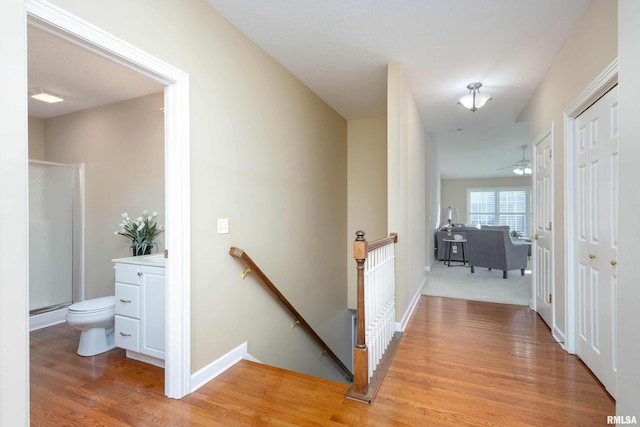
(30, 296), (614, 426)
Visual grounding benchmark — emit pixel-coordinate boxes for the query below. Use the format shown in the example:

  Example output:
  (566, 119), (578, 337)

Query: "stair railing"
(229, 247), (354, 382)
(347, 230), (400, 403)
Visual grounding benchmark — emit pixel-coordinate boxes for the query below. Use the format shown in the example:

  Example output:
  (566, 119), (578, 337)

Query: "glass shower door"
(29, 161), (74, 312)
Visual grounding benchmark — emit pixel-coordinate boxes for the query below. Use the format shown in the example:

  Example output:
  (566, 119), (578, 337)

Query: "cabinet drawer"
(115, 316), (139, 351)
(115, 283), (140, 318)
(115, 263), (140, 285)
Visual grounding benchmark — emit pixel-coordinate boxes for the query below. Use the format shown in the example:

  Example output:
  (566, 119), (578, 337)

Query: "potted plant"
(115, 210), (164, 256)
(510, 230), (522, 239)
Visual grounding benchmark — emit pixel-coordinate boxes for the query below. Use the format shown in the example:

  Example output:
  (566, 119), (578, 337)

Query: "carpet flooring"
(422, 259), (532, 306)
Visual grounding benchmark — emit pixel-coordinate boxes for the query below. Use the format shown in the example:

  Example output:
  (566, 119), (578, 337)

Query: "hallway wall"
(347, 117), (387, 309)
(617, 0), (640, 416)
(387, 63), (427, 325)
(519, 0), (617, 339)
(41, 0), (351, 382)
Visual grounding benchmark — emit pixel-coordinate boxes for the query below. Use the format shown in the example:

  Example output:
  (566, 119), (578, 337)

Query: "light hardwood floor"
(30, 296), (614, 426)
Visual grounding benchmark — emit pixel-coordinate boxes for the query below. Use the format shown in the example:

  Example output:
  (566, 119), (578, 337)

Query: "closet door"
(575, 86), (618, 397)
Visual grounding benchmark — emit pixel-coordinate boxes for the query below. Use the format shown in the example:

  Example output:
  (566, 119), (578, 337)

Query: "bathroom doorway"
(26, 0), (191, 399)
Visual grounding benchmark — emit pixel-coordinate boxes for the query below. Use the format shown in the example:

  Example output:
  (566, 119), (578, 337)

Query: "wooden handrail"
(367, 232), (398, 252)
(229, 247), (354, 382)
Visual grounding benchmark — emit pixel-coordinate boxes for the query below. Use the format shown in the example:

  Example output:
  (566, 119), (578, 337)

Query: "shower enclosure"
(29, 160), (82, 314)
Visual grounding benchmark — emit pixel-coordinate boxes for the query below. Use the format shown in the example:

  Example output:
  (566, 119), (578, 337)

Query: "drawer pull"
(137, 272), (143, 277)
(119, 299), (132, 303)
(119, 332), (132, 337)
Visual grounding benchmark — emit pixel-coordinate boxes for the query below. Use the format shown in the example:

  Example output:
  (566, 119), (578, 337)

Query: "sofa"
(435, 225), (509, 261)
(465, 228), (529, 279)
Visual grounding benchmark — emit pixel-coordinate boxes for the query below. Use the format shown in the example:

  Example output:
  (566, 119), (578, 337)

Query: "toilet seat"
(68, 296), (115, 314)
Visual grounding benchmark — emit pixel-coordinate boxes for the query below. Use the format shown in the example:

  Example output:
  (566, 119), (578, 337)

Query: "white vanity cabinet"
(113, 256), (165, 368)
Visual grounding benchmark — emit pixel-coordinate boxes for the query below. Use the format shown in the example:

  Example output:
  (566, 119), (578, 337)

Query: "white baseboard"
(553, 326), (565, 346)
(243, 353), (262, 363)
(396, 277), (426, 332)
(190, 342), (248, 393)
(29, 308), (67, 331)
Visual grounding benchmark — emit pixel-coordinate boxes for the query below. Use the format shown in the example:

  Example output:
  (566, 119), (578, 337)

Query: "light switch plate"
(217, 218), (229, 234)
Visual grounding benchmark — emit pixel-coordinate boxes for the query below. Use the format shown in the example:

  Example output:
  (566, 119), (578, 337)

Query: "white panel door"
(575, 86), (618, 397)
(533, 131), (553, 328)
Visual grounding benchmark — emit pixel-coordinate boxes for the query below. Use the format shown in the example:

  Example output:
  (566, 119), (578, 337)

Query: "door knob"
(589, 253), (596, 260)
(533, 234), (539, 240)
(611, 260), (618, 266)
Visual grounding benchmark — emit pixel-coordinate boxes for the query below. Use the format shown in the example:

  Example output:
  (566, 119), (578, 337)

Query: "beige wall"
(347, 117), (387, 308)
(41, 93), (165, 299)
(617, 0), (640, 416)
(387, 63), (427, 324)
(0, 0), (28, 424)
(38, 0), (351, 381)
(425, 137), (440, 269)
(441, 177), (532, 226)
(28, 117), (45, 160)
(519, 0), (617, 338)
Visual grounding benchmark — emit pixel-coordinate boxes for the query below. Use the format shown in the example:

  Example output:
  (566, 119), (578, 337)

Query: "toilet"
(66, 296), (116, 356)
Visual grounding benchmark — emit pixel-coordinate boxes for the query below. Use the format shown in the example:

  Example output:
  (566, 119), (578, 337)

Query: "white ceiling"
(28, 1), (591, 179)
(205, 0), (590, 178)
(27, 24), (162, 120)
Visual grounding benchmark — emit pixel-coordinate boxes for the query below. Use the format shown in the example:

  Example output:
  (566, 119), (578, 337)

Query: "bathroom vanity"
(112, 254), (166, 368)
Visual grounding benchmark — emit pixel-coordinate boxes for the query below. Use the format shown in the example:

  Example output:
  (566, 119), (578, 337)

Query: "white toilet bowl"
(66, 296), (116, 356)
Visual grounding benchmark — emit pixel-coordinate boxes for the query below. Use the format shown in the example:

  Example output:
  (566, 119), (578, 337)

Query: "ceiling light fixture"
(29, 88), (65, 104)
(513, 145), (532, 175)
(458, 82), (491, 112)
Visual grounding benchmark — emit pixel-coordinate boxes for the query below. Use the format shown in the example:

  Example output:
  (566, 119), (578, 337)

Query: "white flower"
(147, 216), (152, 222)
(136, 216), (143, 222)
(142, 210), (148, 215)
(152, 211), (158, 217)
(114, 231), (119, 235)
(121, 212), (128, 218)
(137, 224), (144, 231)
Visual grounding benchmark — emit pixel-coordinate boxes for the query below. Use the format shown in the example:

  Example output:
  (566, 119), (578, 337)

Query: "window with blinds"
(467, 187), (531, 235)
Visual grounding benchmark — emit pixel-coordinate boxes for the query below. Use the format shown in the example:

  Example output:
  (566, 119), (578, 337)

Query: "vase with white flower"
(115, 210), (164, 256)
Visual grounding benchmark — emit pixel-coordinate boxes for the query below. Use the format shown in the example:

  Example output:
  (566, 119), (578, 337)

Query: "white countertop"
(112, 253), (166, 267)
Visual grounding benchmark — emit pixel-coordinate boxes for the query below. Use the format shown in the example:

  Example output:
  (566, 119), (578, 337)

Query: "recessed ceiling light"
(29, 89), (65, 104)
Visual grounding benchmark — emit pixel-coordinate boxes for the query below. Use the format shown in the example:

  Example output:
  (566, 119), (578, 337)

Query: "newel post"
(353, 230), (369, 394)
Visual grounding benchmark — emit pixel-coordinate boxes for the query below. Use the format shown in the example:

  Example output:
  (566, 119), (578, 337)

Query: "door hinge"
(548, 221), (552, 231)
(549, 294), (552, 304)
(164, 249), (168, 259)
(549, 149), (552, 160)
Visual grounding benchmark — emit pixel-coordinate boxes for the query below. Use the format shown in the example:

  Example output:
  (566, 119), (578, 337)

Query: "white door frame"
(25, 0), (191, 398)
(563, 58), (618, 355)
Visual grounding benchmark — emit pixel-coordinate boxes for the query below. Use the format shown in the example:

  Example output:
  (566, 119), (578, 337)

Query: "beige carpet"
(422, 260), (532, 306)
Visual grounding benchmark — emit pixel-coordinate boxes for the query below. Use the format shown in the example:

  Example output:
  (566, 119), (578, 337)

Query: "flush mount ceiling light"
(29, 88), (65, 104)
(458, 82), (491, 112)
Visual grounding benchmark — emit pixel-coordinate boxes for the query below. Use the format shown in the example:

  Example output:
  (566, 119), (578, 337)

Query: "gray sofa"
(465, 228), (529, 279)
(435, 225), (509, 261)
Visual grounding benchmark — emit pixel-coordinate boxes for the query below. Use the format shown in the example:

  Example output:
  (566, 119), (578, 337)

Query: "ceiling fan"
(497, 145), (532, 175)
